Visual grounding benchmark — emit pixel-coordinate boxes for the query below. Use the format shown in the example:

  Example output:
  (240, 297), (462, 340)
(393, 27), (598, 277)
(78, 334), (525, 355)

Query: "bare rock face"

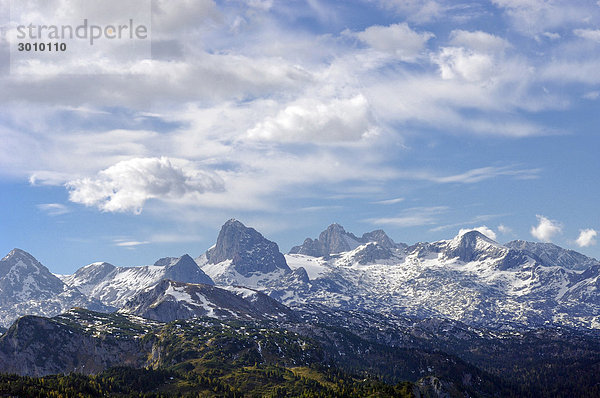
(163, 254), (213, 285)
(443, 231), (507, 263)
(354, 242), (393, 265)
(206, 219), (290, 277)
(289, 224), (400, 257)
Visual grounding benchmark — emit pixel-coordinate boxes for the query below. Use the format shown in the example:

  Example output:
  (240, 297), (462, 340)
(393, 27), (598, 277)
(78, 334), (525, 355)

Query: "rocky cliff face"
(205, 219), (290, 277)
(162, 255), (214, 285)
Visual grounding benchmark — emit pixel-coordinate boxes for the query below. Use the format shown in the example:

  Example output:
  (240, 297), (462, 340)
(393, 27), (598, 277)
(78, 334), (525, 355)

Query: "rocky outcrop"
(206, 219), (290, 276)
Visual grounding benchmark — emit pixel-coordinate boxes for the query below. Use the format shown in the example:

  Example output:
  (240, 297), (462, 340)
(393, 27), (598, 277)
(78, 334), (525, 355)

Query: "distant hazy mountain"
(289, 223), (404, 257)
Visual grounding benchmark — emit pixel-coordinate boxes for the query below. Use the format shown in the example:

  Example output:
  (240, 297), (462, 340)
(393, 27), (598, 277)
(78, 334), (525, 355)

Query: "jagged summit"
(3, 248), (34, 259)
(0, 248), (65, 296)
(289, 223), (399, 257)
(163, 254), (213, 285)
(153, 257), (178, 266)
(206, 219), (290, 277)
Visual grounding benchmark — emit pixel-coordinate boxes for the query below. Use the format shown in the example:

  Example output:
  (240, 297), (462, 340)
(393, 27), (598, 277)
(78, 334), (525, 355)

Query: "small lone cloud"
(114, 240), (150, 247)
(530, 215), (562, 242)
(576, 229), (597, 247)
(542, 32), (560, 40)
(372, 197), (404, 205)
(37, 203), (70, 216)
(497, 224), (512, 235)
(368, 206), (448, 227)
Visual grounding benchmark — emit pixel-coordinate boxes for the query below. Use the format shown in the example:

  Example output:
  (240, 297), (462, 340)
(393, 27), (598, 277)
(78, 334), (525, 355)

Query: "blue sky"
(1, 0), (599, 273)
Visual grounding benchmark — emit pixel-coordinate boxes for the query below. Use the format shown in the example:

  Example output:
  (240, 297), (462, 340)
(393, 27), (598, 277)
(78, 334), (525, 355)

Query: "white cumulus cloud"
(574, 28), (600, 42)
(450, 30), (511, 53)
(247, 95), (374, 142)
(433, 47), (495, 82)
(67, 157), (224, 213)
(576, 228), (597, 247)
(530, 215), (562, 242)
(352, 23), (434, 61)
(498, 224), (512, 235)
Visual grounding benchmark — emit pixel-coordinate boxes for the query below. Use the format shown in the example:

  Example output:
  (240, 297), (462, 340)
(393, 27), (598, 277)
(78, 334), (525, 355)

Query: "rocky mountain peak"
(153, 257), (178, 267)
(290, 224), (399, 257)
(0, 249), (111, 327)
(68, 262), (116, 286)
(3, 248), (35, 261)
(1, 249), (42, 275)
(163, 254), (213, 285)
(206, 219), (290, 277)
(318, 223), (361, 254)
(455, 230), (496, 247)
(444, 231), (506, 263)
(0, 248), (65, 296)
(360, 229), (398, 249)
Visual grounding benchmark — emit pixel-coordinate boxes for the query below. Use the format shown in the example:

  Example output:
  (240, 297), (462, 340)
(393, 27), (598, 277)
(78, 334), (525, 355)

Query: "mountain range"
(2, 219), (600, 395)
(2, 219), (599, 331)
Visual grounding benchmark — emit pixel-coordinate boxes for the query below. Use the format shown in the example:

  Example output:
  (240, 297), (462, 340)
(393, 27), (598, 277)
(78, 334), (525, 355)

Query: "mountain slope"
(61, 254), (213, 308)
(0, 309), (159, 376)
(120, 279), (293, 323)
(506, 240), (600, 270)
(0, 249), (109, 328)
(279, 230), (600, 330)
